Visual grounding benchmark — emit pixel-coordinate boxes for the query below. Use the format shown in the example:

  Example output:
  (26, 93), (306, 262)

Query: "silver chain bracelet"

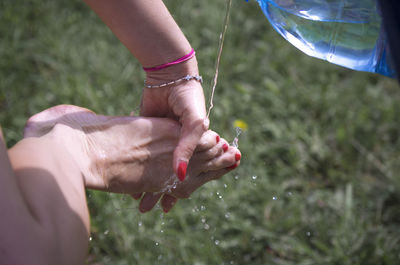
(144, 75), (203, 88)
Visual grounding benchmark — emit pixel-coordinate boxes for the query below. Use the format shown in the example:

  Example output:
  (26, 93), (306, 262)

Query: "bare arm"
(0, 102), (240, 263)
(84, 0), (193, 69)
(0, 129), (89, 265)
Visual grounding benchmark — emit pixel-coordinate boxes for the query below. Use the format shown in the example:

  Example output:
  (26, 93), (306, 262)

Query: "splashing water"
(232, 127), (242, 148)
(158, 174), (180, 194)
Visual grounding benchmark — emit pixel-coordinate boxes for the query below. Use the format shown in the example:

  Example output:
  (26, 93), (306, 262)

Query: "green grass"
(2, 0), (400, 264)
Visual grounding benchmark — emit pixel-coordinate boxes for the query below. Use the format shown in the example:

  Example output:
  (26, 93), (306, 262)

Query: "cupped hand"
(141, 58), (209, 181)
(24, 105), (241, 213)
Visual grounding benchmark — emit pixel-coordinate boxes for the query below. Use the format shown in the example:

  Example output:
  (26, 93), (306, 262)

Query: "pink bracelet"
(142, 48), (195, 72)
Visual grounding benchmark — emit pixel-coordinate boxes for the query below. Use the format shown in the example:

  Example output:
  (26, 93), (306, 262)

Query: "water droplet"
(216, 191), (223, 199)
(89, 236), (93, 241)
(104, 230), (109, 235)
(272, 196), (277, 200)
(204, 223), (210, 230)
(201, 217), (207, 223)
(200, 205), (206, 211)
(306, 231), (311, 237)
(225, 213), (230, 219)
(155, 242), (159, 246)
(287, 192), (293, 196)
(215, 240), (220, 245)
(224, 183), (228, 188)
(159, 174), (179, 193)
(138, 221), (143, 227)
(234, 175), (239, 180)
(252, 175), (257, 180)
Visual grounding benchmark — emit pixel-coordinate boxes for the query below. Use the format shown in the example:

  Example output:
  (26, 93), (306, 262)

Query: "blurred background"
(1, 0), (400, 264)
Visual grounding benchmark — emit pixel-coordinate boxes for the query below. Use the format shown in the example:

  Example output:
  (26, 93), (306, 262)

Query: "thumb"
(173, 116), (209, 181)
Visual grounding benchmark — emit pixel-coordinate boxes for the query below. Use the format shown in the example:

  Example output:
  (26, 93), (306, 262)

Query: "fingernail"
(235, 153), (241, 161)
(216, 135), (220, 143)
(222, 143), (229, 152)
(226, 163), (238, 170)
(177, 162), (187, 181)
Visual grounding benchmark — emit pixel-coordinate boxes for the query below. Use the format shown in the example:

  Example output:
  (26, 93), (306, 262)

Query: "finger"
(194, 130), (221, 153)
(195, 138), (229, 161)
(203, 146), (241, 171)
(130, 192), (143, 200)
(139, 193), (162, 213)
(173, 117), (208, 181)
(160, 194), (178, 213)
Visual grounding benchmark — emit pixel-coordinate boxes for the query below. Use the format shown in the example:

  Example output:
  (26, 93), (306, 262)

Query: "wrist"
(49, 126), (104, 190)
(144, 56), (199, 86)
(25, 124), (100, 190)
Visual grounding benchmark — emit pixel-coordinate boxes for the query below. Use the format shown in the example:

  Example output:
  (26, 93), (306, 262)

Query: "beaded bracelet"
(144, 75), (203, 89)
(142, 49), (196, 72)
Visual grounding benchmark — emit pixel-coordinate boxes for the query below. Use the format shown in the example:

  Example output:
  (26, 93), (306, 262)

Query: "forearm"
(0, 130), (42, 263)
(1, 135), (89, 265)
(83, 0), (194, 67)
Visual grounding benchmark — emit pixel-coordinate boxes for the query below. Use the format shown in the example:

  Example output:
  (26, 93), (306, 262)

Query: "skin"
(1, 129), (89, 265)
(83, 0), (212, 210)
(0, 0), (237, 263)
(83, 0), (209, 179)
(24, 105), (241, 205)
(0, 105), (240, 264)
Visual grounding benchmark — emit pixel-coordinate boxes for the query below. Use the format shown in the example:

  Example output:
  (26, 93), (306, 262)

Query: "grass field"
(2, 0), (400, 264)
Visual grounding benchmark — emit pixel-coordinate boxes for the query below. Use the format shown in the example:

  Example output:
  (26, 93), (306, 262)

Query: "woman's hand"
(141, 66), (209, 181)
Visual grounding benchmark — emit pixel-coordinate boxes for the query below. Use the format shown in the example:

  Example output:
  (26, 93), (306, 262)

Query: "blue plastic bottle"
(254, 0), (395, 77)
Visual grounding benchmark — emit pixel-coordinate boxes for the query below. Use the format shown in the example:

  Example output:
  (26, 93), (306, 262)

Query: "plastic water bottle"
(254, 0), (395, 77)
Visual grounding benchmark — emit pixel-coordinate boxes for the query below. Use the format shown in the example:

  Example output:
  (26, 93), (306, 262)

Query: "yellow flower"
(233, 119), (248, 131)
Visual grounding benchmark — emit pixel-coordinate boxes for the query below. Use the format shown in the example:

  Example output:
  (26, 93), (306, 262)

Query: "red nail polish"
(177, 162), (187, 181)
(222, 143), (228, 152)
(216, 135), (220, 143)
(226, 163), (237, 170)
(235, 153), (241, 161)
